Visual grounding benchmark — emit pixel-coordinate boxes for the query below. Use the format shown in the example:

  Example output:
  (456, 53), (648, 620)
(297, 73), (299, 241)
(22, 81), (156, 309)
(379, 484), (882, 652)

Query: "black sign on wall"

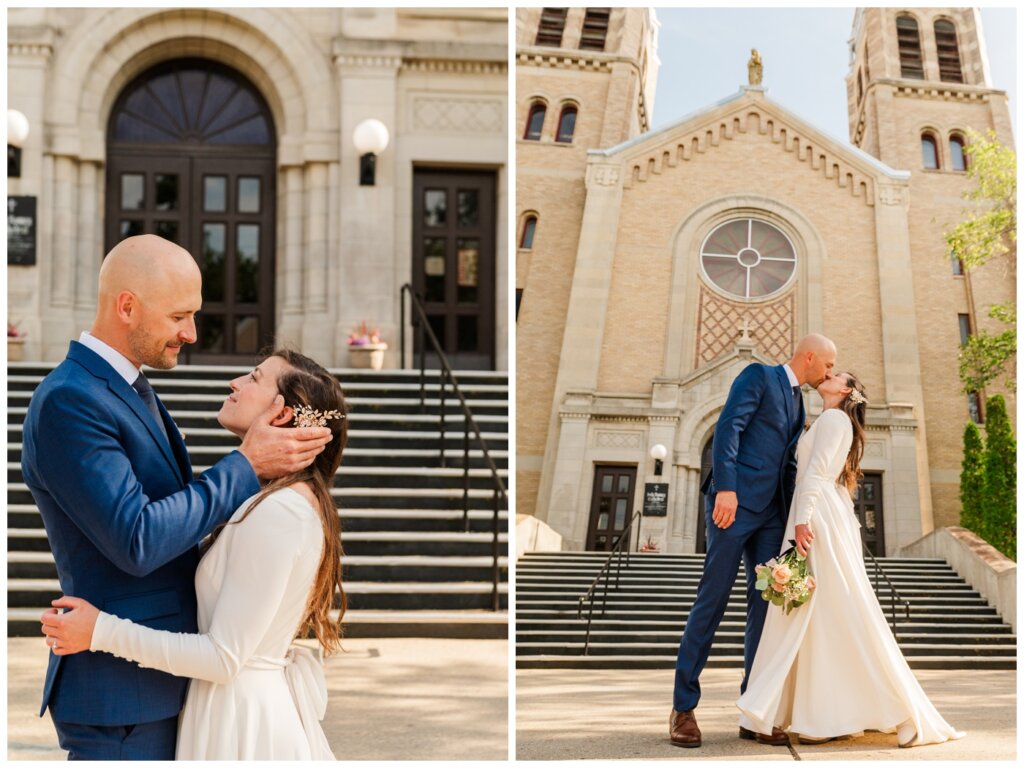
(643, 482), (669, 517)
(8, 196), (37, 266)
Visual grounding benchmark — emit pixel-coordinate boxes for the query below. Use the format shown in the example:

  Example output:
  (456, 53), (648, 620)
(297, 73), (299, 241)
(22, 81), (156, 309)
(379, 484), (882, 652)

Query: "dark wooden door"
(852, 472), (885, 556)
(105, 58), (276, 364)
(586, 465), (637, 551)
(412, 169), (497, 370)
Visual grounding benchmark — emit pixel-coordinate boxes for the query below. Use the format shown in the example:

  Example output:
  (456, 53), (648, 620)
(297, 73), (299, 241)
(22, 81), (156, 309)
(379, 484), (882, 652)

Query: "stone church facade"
(8, 7), (508, 370)
(516, 7), (1014, 555)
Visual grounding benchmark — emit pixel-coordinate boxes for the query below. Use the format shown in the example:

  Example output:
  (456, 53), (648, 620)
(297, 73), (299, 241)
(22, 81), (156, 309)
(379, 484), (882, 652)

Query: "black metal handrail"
(399, 284), (506, 611)
(576, 510), (643, 655)
(863, 542), (911, 641)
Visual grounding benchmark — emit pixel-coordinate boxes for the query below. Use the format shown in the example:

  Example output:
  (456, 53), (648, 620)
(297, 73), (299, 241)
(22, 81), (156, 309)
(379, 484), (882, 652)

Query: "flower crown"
(847, 388), (868, 406)
(292, 404), (345, 428)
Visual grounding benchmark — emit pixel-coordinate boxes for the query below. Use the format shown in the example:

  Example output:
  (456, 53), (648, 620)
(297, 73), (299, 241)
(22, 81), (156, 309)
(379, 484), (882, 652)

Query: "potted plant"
(8, 321), (26, 362)
(347, 321), (387, 370)
(639, 535), (660, 553)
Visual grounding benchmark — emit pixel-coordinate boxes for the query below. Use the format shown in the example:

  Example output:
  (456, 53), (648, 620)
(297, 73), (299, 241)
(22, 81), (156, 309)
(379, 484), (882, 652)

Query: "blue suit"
(21, 341), (260, 759)
(673, 363), (804, 713)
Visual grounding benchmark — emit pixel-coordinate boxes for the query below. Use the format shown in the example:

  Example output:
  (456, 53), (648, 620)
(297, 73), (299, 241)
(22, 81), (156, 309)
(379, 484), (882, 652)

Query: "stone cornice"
(8, 42), (53, 59)
(516, 47), (650, 132)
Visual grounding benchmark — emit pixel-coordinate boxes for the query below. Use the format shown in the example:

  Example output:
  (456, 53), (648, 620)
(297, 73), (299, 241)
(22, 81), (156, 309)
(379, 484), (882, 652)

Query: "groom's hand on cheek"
(712, 491), (738, 529)
(240, 396), (334, 480)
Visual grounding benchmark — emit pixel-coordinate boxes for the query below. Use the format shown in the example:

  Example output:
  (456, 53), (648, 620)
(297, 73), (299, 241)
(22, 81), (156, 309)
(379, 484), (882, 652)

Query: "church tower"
(515, 9), (659, 519)
(846, 8), (1015, 527)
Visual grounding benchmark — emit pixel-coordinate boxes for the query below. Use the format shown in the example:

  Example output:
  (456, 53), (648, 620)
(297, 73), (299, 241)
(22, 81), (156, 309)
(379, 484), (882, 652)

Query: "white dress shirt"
(79, 332), (142, 387)
(782, 363), (799, 389)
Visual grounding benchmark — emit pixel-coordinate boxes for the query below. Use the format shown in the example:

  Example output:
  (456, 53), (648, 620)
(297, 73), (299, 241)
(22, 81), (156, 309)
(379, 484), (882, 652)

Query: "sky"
(651, 8), (1018, 144)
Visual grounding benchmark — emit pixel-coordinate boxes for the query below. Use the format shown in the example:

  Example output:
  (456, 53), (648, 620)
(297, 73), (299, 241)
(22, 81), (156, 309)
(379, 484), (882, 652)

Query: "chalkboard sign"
(8, 196), (36, 265)
(643, 482), (669, 517)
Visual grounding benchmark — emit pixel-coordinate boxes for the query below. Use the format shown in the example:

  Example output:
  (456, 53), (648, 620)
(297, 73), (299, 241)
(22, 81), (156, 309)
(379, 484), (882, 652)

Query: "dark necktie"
(792, 385), (803, 423)
(132, 373), (169, 443)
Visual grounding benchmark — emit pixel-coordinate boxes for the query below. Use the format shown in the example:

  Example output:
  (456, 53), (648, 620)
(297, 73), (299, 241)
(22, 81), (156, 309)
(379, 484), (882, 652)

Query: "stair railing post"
(491, 487), (500, 611)
(417, 310), (426, 413)
(399, 286), (407, 370)
(463, 422), (471, 532)
(439, 370), (446, 468)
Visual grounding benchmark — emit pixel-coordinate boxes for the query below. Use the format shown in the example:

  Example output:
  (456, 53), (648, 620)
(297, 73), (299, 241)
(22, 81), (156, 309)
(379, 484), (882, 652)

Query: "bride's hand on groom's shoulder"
(40, 596), (99, 656)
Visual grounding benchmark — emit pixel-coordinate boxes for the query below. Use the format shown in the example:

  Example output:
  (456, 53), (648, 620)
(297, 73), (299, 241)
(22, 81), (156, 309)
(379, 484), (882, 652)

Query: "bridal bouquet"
(754, 542), (816, 614)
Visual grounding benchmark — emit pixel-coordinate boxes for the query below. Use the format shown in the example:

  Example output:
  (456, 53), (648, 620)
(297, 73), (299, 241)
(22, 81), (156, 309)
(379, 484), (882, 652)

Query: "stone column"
(300, 162), (333, 361)
(276, 165), (306, 349)
(535, 158), (625, 523)
(42, 155), (79, 359)
(874, 179), (932, 535)
(334, 44), (402, 368)
(74, 161), (99, 315)
(546, 404), (592, 550)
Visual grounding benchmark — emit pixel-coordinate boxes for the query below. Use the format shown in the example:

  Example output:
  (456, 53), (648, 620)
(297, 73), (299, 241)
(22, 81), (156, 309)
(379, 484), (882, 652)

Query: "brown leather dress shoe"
(669, 709), (702, 748)
(738, 725), (790, 746)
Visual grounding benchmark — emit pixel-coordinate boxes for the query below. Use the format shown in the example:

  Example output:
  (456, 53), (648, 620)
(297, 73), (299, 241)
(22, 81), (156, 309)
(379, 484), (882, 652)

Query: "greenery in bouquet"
(755, 545), (816, 615)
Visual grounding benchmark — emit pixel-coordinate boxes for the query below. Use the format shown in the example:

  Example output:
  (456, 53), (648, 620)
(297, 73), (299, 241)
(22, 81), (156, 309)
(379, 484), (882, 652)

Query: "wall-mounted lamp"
(352, 118), (390, 186)
(8, 109), (29, 178)
(650, 443), (668, 477)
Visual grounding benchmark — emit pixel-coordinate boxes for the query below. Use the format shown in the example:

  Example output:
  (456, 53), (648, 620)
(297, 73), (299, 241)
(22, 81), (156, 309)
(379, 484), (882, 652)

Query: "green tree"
(958, 421), (985, 536)
(946, 129), (1017, 393)
(981, 395), (1016, 560)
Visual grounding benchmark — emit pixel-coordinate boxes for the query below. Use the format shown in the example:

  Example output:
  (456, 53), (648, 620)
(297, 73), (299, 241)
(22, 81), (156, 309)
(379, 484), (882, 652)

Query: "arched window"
(949, 134), (967, 171)
(580, 8), (612, 51)
(535, 8), (568, 46)
(857, 70), (863, 103)
(921, 133), (939, 169)
(556, 105), (577, 143)
(896, 15), (924, 79)
(925, 134), (937, 169)
(934, 19), (964, 83)
(519, 214), (538, 249)
(700, 218), (797, 300)
(524, 102), (546, 141)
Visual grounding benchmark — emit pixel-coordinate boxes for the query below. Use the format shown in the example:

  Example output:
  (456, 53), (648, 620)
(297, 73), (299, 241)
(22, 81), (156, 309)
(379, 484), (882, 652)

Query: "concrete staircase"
(516, 551), (1015, 668)
(8, 362), (508, 638)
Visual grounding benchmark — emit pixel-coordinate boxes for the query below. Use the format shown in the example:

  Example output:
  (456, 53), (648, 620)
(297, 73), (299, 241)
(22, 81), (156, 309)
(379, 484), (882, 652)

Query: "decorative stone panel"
(410, 94), (504, 134)
(594, 430), (643, 449)
(694, 286), (795, 366)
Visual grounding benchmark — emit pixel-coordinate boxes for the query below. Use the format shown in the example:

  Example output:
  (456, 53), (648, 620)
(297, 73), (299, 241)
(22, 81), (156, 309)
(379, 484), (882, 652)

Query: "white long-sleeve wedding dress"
(736, 408), (964, 747)
(90, 487), (335, 760)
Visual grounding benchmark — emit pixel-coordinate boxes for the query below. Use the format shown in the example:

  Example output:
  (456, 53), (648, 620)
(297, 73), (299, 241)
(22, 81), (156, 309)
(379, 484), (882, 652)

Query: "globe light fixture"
(650, 443), (668, 476)
(352, 119), (390, 186)
(8, 109), (29, 178)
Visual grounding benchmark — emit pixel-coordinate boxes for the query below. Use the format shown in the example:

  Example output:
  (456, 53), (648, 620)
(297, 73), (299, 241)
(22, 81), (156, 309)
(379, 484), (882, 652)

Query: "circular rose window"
(700, 218), (797, 299)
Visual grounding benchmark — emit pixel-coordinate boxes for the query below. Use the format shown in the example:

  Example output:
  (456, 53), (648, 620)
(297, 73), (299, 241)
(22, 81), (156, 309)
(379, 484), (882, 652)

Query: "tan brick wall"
(597, 127), (886, 401)
(516, 7), (653, 517)
(852, 7), (1016, 529)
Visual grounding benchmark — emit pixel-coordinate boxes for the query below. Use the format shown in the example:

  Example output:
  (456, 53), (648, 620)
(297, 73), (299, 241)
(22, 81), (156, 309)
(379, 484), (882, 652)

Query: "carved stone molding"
(402, 59), (506, 75)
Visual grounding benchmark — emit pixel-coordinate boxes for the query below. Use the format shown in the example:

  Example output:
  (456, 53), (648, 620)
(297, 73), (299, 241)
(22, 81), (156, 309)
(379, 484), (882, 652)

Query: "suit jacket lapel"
(68, 342), (184, 483)
(776, 365), (793, 425)
(160, 399), (193, 483)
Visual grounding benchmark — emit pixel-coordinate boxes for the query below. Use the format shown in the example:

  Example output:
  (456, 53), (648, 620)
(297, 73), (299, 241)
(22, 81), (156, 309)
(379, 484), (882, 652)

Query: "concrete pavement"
(8, 637), (508, 760)
(516, 666), (1016, 760)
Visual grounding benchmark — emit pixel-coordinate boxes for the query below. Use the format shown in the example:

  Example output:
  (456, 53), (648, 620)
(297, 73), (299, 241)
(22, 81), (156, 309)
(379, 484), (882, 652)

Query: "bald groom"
(22, 235), (333, 760)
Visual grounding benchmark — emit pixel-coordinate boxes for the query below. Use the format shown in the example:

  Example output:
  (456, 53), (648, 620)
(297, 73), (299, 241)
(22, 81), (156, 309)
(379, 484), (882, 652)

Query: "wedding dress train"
(736, 409), (964, 747)
(90, 487), (335, 760)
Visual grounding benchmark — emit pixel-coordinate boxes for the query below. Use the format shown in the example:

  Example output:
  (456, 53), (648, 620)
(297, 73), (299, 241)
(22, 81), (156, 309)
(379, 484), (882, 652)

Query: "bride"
(736, 372), (964, 748)
(40, 349), (346, 760)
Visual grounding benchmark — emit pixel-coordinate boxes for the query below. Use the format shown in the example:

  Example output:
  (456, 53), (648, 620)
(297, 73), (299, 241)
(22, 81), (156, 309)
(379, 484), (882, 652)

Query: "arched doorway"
(696, 432), (714, 554)
(105, 58), (277, 363)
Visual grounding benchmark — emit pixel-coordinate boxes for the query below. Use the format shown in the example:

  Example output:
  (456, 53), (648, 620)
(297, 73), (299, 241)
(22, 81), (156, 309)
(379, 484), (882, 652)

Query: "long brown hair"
(837, 372), (867, 493)
(208, 349), (348, 655)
